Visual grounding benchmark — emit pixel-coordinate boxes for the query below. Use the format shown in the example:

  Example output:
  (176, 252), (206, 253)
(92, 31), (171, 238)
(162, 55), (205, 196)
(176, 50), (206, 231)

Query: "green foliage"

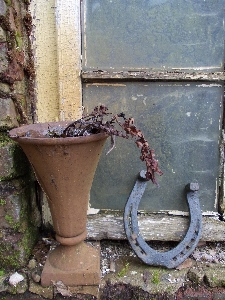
(5, 214), (13, 225)
(118, 262), (129, 278)
(0, 199), (6, 205)
(151, 270), (160, 285)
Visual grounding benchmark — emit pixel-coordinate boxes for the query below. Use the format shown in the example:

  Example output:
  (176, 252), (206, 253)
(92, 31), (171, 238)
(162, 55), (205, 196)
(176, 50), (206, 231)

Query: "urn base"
(41, 242), (100, 287)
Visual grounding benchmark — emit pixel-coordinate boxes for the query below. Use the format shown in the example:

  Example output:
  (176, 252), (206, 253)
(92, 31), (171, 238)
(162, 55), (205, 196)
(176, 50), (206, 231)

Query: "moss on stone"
(21, 226), (38, 257)
(5, 212), (20, 230)
(0, 240), (21, 269)
(151, 269), (160, 285)
(15, 31), (23, 50)
(0, 132), (12, 147)
(4, 0), (11, 6)
(0, 137), (30, 181)
(5, 214), (13, 225)
(0, 270), (4, 276)
(204, 266), (225, 288)
(1, 176), (39, 233)
(118, 262), (130, 278)
(0, 225), (38, 270)
(0, 199), (6, 205)
(0, 175), (39, 270)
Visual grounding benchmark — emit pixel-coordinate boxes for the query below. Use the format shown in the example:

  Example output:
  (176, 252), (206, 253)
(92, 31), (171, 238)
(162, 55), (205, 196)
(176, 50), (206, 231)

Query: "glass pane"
(83, 82), (223, 212)
(82, 0), (225, 72)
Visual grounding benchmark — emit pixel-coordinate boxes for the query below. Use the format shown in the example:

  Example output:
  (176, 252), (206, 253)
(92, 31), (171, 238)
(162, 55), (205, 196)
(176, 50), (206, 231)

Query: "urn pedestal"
(9, 122), (108, 287)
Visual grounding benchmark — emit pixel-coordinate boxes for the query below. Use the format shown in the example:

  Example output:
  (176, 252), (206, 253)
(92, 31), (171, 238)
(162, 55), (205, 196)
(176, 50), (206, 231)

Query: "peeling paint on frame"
(55, 0), (82, 121)
(30, 0), (59, 122)
(30, 0), (82, 122)
(86, 83), (126, 87)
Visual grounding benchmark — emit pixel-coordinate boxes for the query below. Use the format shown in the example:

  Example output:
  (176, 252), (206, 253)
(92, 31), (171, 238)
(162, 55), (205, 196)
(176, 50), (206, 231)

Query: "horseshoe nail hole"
(139, 249), (147, 256)
(172, 257), (178, 261)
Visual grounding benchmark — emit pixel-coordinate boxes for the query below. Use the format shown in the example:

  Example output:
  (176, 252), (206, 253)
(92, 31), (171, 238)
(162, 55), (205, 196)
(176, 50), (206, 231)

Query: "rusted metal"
(124, 171), (202, 268)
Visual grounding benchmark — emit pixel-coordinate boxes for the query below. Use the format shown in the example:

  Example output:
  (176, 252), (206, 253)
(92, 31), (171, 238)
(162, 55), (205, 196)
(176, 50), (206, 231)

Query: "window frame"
(30, 0), (225, 241)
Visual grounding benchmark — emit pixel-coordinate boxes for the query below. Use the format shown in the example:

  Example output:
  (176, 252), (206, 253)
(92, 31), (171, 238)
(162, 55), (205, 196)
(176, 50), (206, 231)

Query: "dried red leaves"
(111, 112), (163, 185)
(50, 105), (163, 185)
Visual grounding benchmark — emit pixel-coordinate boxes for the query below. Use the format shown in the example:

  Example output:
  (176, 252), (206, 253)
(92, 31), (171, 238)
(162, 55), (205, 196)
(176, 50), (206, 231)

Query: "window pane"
(83, 82), (223, 212)
(82, 0), (225, 72)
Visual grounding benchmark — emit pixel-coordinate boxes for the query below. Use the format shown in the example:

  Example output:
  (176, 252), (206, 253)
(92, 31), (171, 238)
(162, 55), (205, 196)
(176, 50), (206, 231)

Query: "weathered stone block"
(0, 0), (7, 17)
(0, 98), (19, 128)
(204, 266), (225, 288)
(0, 178), (41, 232)
(0, 227), (38, 269)
(0, 43), (8, 73)
(7, 272), (28, 294)
(0, 178), (41, 269)
(213, 292), (225, 300)
(0, 0), (39, 273)
(0, 273), (8, 292)
(0, 140), (29, 180)
(29, 281), (53, 299)
(0, 27), (6, 42)
(7, 7), (17, 33)
(0, 182), (27, 231)
(0, 82), (10, 93)
(187, 264), (205, 284)
(13, 80), (26, 96)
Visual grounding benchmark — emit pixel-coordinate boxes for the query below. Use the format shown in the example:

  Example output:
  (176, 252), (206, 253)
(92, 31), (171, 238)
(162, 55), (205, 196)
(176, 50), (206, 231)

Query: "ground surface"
(1, 238), (225, 299)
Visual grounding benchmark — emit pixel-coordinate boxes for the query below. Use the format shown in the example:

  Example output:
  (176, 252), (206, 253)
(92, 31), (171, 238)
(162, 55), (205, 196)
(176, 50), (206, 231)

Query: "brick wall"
(0, 0), (40, 269)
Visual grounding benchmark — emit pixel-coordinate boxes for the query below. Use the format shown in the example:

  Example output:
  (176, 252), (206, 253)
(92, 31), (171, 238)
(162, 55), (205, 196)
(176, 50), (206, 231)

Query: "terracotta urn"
(9, 121), (108, 287)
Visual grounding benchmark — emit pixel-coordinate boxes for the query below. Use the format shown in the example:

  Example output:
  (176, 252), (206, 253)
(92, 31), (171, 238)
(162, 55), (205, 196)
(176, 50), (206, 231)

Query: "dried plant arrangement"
(47, 105), (163, 185)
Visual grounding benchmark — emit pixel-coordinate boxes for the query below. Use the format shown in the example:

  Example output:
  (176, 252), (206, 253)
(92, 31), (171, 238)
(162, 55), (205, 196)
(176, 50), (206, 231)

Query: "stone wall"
(0, 0), (40, 269)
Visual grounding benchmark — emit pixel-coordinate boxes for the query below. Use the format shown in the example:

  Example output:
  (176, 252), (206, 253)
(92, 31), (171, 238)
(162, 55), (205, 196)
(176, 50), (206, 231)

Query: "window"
(81, 0), (225, 213)
(31, 1), (225, 238)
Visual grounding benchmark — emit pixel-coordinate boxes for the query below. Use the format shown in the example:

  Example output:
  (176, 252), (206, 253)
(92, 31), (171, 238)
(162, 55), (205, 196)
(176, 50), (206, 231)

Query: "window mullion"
(82, 71), (225, 83)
